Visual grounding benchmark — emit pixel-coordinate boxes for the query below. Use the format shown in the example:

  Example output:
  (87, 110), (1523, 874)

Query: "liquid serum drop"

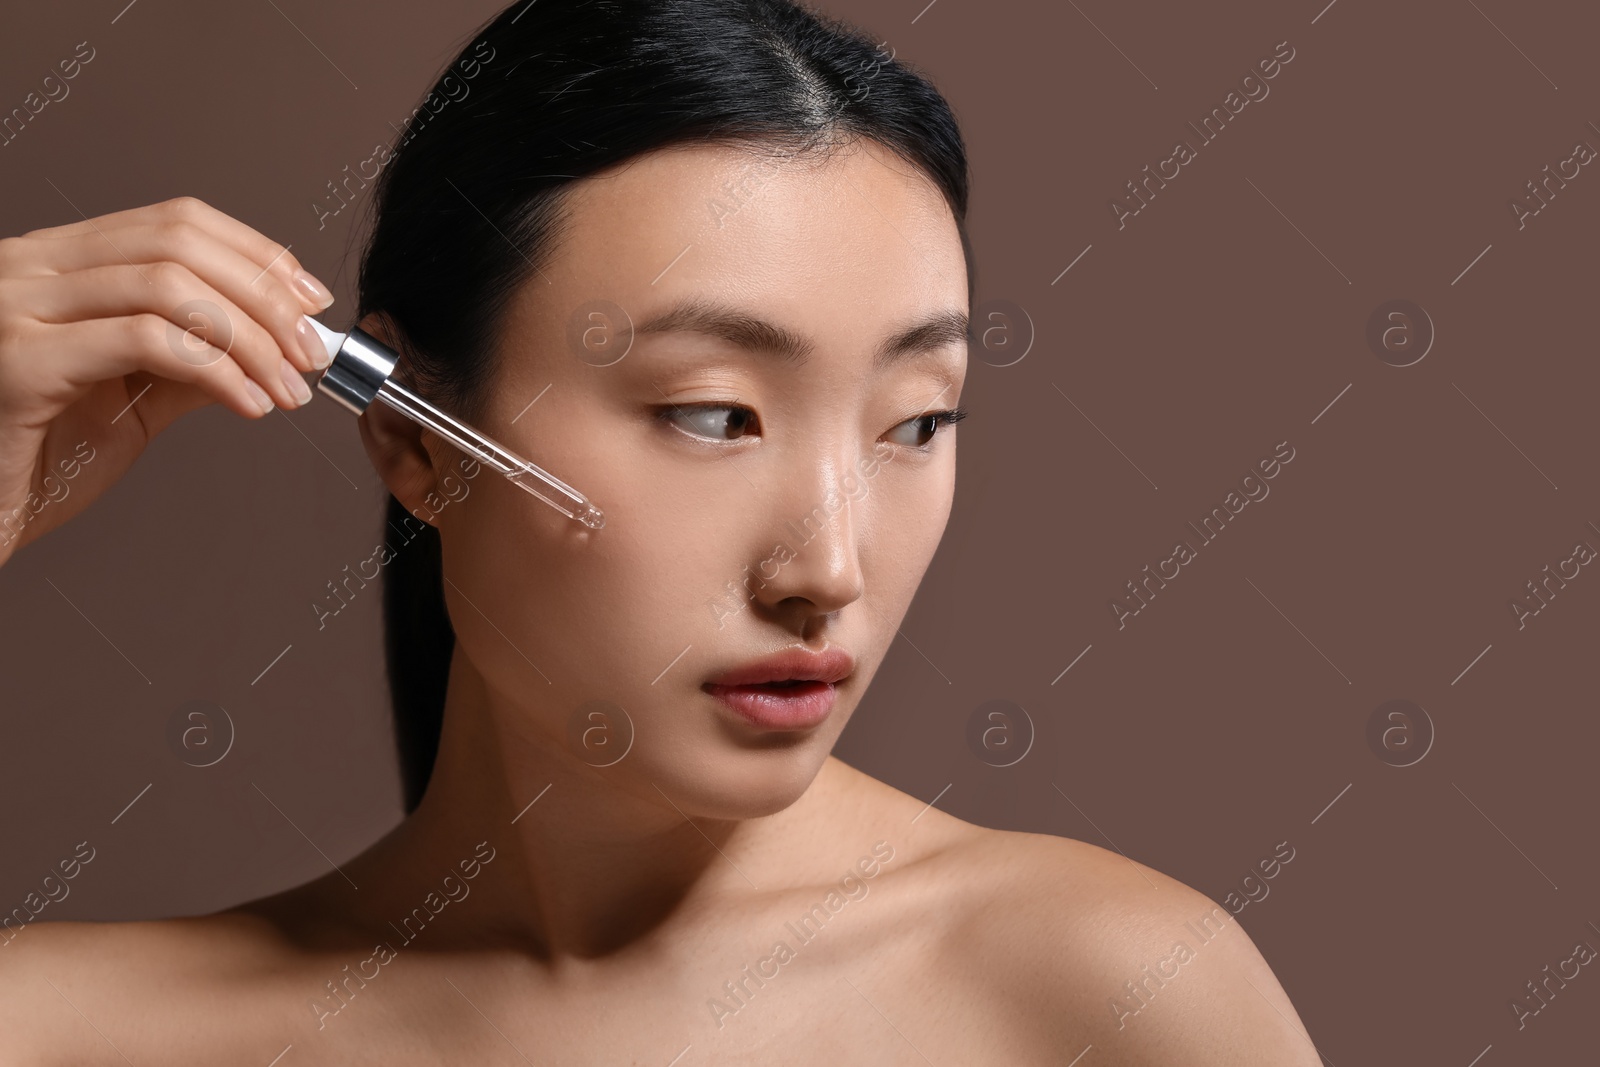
(302, 316), (605, 531)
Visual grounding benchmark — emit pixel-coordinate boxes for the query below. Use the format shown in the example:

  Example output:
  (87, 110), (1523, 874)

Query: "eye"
(657, 402), (760, 441)
(654, 403), (970, 448)
(884, 408), (970, 450)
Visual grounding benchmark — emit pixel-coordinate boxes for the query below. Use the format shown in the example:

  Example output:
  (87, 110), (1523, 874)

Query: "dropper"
(302, 316), (605, 531)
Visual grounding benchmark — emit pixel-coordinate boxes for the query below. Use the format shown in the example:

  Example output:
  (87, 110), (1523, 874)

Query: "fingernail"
(296, 317), (331, 369)
(280, 360), (313, 406)
(246, 379), (275, 415)
(292, 269), (335, 311)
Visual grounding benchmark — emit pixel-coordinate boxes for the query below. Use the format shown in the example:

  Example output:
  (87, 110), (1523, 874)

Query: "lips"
(703, 646), (855, 688)
(703, 680), (839, 730)
(702, 647), (854, 730)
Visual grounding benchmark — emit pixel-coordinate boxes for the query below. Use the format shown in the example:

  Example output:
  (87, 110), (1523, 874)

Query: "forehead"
(543, 138), (967, 334)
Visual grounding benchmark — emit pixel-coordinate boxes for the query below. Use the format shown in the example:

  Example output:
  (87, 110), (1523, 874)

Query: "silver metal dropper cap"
(309, 322), (396, 415)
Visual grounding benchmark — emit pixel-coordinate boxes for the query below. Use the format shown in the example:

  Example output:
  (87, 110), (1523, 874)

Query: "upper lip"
(704, 646), (856, 687)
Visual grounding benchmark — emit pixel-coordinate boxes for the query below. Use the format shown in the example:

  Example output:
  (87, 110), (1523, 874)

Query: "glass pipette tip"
(374, 379), (606, 530)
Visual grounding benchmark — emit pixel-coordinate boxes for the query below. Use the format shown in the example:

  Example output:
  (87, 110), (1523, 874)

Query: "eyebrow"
(635, 298), (969, 373)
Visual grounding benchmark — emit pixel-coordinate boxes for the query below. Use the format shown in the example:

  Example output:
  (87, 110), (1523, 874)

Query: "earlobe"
(358, 405), (441, 525)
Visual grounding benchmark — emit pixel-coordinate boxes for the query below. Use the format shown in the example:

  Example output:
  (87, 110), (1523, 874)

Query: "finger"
(17, 262), (314, 412)
(11, 315), (276, 420)
(12, 222), (336, 373)
(23, 196), (335, 314)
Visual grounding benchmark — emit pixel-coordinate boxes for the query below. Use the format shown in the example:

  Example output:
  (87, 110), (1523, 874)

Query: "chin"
(649, 743), (829, 822)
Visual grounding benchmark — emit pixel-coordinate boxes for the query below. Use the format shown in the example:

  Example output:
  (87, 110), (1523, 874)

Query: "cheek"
(439, 477), (729, 691)
(863, 457), (955, 578)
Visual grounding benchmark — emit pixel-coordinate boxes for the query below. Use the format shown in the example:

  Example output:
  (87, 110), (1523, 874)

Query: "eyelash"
(655, 402), (970, 452)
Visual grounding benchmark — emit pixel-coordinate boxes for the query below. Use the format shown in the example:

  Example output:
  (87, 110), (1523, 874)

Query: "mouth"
(701, 645), (855, 730)
(702, 679), (838, 730)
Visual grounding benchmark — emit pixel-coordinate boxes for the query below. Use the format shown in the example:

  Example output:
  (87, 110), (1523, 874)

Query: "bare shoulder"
(745, 759), (1321, 1064)
(922, 819), (1323, 1065)
(0, 913), (296, 1064)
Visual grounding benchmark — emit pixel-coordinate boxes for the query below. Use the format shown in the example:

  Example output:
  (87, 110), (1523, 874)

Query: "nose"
(747, 452), (867, 622)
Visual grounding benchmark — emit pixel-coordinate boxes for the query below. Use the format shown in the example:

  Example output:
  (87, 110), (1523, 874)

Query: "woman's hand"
(0, 196), (337, 567)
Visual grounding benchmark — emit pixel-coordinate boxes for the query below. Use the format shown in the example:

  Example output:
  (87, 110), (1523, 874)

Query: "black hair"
(357, 0), (973, 814)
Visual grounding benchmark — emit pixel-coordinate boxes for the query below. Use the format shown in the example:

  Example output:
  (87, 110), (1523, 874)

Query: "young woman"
(0, 0), (1320, 1061)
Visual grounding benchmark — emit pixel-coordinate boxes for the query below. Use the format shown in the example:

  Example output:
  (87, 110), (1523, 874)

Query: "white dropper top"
(303, 315), (347, 367)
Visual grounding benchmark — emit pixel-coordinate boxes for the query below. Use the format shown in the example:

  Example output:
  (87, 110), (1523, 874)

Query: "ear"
(353, 312), (444, 526)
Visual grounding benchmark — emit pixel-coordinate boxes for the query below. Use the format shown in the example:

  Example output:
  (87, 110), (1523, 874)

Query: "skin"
(0, 140), (1323, 1065)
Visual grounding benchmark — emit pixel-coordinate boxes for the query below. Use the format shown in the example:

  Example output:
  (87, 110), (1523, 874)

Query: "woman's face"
(393, 137), (968, 820)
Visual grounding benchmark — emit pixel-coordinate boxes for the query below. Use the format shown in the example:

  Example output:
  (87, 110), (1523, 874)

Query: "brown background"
(2, 0), (1597, 1061)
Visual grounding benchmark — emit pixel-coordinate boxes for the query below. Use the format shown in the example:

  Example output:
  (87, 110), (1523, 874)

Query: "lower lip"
(703, 680), (838, 730)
